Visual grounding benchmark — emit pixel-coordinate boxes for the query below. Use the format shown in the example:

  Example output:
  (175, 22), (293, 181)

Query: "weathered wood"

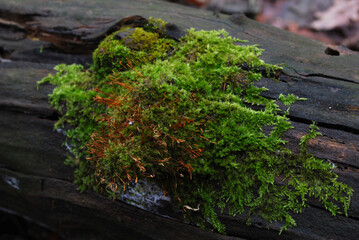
(1, 0), (359, 239)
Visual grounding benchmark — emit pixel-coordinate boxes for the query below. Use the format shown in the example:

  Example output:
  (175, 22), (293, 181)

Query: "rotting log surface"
(0, 0), (359, 239)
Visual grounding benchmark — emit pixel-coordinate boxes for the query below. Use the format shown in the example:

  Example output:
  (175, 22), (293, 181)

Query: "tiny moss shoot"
(38, 17), (353, 234)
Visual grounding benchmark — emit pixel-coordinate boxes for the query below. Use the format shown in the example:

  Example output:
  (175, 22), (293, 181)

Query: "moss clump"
(92, 24), (175, 78)
(38, 19), (353, 234)
(92, 35), (131, 78)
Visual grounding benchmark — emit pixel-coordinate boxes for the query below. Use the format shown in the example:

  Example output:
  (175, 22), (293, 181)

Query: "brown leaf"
(311, 0), (359, 30)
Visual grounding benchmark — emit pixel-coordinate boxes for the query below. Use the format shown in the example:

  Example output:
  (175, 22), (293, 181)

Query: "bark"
(1, 0), (359, 239)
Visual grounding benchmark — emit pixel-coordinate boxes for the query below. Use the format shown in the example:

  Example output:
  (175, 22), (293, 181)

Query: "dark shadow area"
(0, 210), (63, 240)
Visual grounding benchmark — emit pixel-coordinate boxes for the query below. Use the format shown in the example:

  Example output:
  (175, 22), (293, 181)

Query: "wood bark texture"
(1, 0), (359, 239)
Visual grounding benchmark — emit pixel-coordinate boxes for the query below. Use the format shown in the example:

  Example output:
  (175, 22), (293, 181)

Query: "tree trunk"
(1, 0), (359, 239)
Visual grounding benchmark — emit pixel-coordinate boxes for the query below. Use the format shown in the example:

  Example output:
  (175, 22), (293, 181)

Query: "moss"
(38, 18), (353, 234)
(92, 35), (131, 78)
(92, 26), (175, 78)
(124, 27), (175, 64)
(144, 16), (167, 34)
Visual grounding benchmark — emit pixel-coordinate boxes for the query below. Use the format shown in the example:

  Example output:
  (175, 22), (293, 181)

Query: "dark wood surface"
(1, 0), (359, 239)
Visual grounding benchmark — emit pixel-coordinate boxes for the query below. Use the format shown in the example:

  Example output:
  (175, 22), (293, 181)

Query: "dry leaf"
(311, 0), (359, 30)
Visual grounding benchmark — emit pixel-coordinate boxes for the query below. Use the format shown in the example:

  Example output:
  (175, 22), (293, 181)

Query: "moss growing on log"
(38, 18), (353, 234)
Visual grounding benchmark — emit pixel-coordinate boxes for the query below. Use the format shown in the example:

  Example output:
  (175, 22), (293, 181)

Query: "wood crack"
(290, 67), (359, 85)
(288, 114), (359, 135)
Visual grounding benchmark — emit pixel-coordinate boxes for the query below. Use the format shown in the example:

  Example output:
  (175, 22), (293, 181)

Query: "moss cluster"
(38, 18), (353, 234)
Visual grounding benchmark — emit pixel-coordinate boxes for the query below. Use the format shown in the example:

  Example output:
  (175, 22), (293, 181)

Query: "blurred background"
(164, 0), (359, 51)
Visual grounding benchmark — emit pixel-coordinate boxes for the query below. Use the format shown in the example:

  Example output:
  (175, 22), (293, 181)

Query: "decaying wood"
(1, 0), (359, 239)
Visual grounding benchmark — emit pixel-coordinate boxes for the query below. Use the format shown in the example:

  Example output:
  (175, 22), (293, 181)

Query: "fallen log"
(1, 0), (359, 239)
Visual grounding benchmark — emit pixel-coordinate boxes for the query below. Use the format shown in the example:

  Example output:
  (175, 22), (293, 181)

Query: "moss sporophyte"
(38, 17), (353, 234)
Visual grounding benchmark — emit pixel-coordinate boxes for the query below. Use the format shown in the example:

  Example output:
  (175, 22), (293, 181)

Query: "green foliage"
(125, 27), (175, 63)
(92, 36), (131, 78)
(92, 26), (175, 78)
(143, 16), (167, 34)
(279, 93), (306, 106)
(38, 19), (353, 234)
(37, 64), (100, 145)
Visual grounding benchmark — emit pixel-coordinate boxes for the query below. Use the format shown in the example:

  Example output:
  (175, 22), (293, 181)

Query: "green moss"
(38, 18), (353, 234)
(92, 35), (131, 78)
(124, 27), (175, 63)
(92, 26), (175, 78)
(144, 16), (167, 33)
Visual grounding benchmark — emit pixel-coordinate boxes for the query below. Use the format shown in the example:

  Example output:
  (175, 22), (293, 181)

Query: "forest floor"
(165, 0), (359, 51)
